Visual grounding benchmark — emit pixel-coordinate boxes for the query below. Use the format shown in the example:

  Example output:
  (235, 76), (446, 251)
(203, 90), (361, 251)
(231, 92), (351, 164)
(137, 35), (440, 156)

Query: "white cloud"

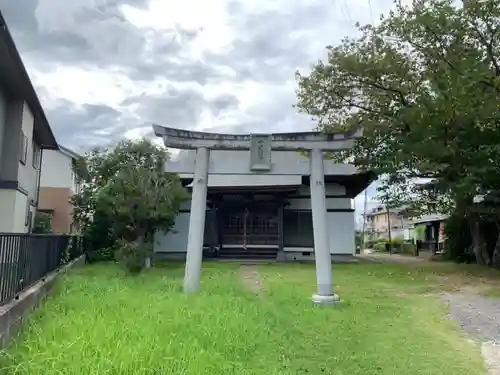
(32, 66), (132, 107)
(4, 0), (403, 149)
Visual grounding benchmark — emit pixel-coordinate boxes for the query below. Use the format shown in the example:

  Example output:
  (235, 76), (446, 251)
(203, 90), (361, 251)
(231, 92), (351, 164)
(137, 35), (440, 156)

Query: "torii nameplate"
(250, 134), (271, 171)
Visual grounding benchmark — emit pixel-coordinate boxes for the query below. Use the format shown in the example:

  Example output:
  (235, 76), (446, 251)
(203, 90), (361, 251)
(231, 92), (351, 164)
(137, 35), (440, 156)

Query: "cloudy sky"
(2, 0), (396, 218)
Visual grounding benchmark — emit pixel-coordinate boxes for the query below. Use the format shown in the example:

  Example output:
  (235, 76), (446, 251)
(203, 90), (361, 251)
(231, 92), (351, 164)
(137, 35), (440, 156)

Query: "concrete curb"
(0, 255), (86, 349)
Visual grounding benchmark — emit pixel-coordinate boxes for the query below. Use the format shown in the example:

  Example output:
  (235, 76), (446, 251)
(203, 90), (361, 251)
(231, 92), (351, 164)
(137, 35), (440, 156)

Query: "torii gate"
(153, 124), (363, 304)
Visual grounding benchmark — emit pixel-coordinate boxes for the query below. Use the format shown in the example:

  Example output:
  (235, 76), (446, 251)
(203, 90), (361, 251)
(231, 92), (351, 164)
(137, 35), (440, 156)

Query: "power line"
(367, 0), (374, 24)
(342, 0), (353, 24)
(330, 0), (355, 30)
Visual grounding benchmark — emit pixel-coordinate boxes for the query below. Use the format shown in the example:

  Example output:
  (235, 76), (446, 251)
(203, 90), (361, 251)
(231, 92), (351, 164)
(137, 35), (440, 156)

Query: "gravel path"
(443, 292), (500, 342)
(442, 292), (500, 374)
(359, 250), (500, 373)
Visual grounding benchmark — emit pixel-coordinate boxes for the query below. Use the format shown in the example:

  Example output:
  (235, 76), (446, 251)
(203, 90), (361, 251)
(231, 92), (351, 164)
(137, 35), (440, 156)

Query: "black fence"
(0, 234), (84, 306)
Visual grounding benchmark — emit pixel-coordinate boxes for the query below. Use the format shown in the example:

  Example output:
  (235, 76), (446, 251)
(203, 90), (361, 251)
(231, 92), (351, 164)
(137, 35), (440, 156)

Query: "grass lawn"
(0, 262), (489, 375)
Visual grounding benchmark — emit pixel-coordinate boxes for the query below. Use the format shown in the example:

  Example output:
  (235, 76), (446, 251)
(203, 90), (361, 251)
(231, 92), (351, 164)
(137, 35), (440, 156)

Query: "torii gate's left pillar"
(184, 147), (209, 292)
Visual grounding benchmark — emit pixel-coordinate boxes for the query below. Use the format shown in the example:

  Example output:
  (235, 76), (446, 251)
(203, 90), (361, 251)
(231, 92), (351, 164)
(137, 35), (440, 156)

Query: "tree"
(414, 225), (426, 242)
(355, 230), (363, 253)
(296, 0), (500, 265)
(72, 138), (188, 272)
(98, 157), (187, 242)
(32, 212), (53, 234)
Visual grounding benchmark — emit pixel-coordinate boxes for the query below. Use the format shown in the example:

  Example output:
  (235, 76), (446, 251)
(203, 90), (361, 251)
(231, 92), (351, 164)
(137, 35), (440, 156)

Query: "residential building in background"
(412, 213), (448, 251)
(364, 205), (413, 242)
(38, 146), (81, 233)
(364, 204), (448, 250)
(0, 11), (59, 233)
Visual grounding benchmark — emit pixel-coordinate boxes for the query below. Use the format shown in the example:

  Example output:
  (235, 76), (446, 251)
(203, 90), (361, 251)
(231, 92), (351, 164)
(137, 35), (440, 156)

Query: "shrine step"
(218, 247), (278, 260)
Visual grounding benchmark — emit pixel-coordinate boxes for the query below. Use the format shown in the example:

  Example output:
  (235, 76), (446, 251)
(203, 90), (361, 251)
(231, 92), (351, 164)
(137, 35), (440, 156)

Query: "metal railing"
(0, 234), (84, 306)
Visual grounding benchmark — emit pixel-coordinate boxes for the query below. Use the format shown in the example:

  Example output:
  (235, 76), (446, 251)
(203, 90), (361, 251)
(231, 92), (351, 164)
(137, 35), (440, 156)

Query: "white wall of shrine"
(155, 212), (191, 253)
(153, 182), (356, 256)
(283, 183), (355, 256)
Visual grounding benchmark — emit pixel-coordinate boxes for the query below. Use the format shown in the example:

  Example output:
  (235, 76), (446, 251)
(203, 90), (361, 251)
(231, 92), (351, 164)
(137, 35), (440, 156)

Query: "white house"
(0, 11), (59, 233)
(364, 205), (415, 241)
(38, 146), (81, 233)
(40, 146), (80, 193)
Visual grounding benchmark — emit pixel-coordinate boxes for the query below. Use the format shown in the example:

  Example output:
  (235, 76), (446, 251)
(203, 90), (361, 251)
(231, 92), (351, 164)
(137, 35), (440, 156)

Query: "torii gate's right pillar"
(309, 148), (339, 304)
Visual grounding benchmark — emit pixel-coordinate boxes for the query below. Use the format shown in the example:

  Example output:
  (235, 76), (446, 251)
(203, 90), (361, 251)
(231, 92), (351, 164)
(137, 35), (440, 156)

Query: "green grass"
(0, 262), (488, 375)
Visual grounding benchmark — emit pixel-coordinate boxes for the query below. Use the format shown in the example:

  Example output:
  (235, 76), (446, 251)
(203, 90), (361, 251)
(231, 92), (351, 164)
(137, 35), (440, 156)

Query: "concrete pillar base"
(312, 293), (340, 305)
(276, 250), (287, 261)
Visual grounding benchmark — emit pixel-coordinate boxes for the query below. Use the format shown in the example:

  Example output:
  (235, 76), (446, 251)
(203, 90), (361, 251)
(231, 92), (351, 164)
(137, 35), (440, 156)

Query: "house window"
(20, 132), (28, 165)
(32, 142), (41, 168)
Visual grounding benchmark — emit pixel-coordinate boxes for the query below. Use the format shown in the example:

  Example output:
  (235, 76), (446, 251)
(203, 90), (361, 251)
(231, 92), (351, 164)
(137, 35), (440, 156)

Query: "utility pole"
(361, 188), (368, 252)
(386, 206), (392, 254)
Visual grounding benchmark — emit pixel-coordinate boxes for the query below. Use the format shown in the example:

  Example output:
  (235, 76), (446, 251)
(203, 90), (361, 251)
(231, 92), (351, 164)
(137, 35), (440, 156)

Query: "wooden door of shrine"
(219, 203), (280, 247)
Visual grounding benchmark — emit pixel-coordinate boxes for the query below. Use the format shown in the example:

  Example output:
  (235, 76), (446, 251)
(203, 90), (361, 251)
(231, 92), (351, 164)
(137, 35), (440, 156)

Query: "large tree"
(72, 138), (188, 270)
(296, 0), (500, 264)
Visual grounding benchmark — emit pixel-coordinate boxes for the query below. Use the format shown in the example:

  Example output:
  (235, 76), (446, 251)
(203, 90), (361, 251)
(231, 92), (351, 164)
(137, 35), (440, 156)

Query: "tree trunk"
(136, 226), (152, 269)
(469, 217), (491, 266)
(492, 220), (500, 269)
(455, 195), (490, 266)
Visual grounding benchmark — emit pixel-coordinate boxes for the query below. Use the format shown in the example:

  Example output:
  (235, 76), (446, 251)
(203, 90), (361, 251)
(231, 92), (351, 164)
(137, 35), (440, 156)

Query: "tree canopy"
(296, 0), (500, 214)
(296, 0), (500, 265)
(72, 138), (188, 271)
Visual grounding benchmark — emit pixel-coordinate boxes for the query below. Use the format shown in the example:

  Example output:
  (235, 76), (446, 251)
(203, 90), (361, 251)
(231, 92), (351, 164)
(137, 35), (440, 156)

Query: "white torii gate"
(153, 124), (363, 304)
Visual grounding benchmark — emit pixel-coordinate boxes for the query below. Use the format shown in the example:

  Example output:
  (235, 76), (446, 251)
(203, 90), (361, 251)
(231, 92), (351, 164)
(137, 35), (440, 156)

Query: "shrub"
(66, 236), (86, 261)
(372, 238), (416, 255)
(86, 246), (116, 263)
(365, 241), (375, 248)
(82, 209), (117, 263)
(373, 241), (387, 252)
(389, 237), (403, 246)
(414, 225), (426, 242)
(115, 241), (153, 274)
(400, 242), (417, 255)
(32, 212), (52, 234)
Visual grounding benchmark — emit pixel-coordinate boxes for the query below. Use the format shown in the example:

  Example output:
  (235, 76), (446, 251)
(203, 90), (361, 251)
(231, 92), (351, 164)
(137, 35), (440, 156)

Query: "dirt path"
(357, 250), (433, 264)
(238, 265), (263, 294)
(442, 291), (500, 374)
